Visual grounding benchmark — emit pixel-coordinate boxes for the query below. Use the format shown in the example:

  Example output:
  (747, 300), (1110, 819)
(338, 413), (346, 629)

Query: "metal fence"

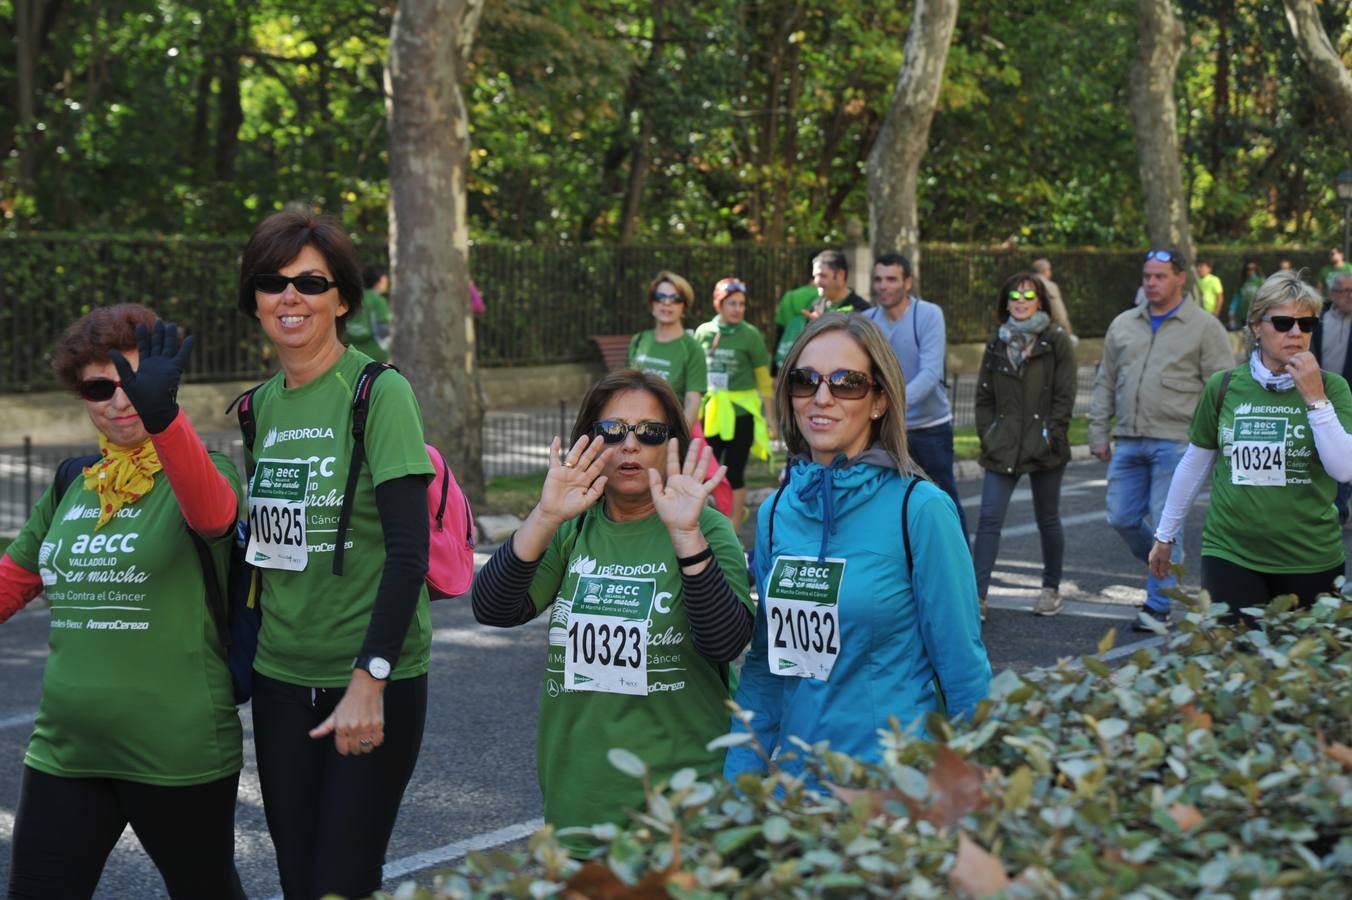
(1, 235), (1324, 392)
(0, 368), (1102, 535)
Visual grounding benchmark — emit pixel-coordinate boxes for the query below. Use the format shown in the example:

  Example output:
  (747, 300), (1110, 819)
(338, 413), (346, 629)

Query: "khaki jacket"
(1088, 298), (1234, 448)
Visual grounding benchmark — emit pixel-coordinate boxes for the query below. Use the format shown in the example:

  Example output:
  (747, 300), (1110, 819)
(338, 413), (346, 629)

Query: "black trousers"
(7, 766), (243, 900)
(706, 412), (755, 489)
(1201, 555), (1345, 626)
(252, 671), (427, 900)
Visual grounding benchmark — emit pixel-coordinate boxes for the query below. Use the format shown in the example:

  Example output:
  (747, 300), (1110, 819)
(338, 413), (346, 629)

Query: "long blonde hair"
(775, 313), (924, 478)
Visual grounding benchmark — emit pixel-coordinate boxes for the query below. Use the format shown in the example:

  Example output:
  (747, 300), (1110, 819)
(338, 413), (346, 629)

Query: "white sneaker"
(1033, 588), (1063, 617)
(978, 596), (988, 622)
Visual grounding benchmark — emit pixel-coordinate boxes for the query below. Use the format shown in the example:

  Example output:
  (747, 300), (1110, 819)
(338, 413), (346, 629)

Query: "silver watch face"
(367, 657), (391, 679)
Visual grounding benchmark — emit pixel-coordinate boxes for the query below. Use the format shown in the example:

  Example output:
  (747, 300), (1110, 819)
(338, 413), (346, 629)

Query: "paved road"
(0, 458), (1348, 896)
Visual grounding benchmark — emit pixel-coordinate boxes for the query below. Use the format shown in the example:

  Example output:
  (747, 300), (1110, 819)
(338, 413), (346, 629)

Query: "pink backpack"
(425, 444), (476, 599)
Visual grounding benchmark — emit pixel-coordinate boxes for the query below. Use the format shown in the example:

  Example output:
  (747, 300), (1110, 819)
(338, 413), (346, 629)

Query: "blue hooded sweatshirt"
(724, 449), (991, 780)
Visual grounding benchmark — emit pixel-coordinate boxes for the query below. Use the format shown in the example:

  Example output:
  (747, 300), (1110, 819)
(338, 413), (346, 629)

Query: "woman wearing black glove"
(0, 304), (246, 899)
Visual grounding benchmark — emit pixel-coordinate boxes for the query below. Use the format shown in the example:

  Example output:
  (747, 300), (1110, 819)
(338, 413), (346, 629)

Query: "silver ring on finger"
(359, 738), (373, 747)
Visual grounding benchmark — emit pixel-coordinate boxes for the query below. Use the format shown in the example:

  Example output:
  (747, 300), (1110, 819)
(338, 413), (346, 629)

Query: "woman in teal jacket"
(724, 314), (990, 781)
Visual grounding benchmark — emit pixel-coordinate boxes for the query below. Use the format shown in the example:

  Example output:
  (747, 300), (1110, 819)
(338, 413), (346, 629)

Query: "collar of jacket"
(1132, 296), (1198, 323)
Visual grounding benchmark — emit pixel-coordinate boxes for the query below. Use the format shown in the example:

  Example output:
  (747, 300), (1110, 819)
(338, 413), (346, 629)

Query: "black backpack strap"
(765, 482), (789, 559)
(54, 454), (102, 498)
(334, 361), (398, 575)
(901, 476), (921, 576)
(188, 530), (229, 646)
(1213, 366), (1238, 416)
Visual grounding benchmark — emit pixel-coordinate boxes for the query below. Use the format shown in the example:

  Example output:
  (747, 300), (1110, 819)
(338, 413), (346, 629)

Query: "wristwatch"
(354, 655), (391, 680)
(1307, 398), (1331, 412)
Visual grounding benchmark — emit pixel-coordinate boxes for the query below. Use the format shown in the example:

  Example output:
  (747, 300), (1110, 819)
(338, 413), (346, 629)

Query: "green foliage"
(393, 586), (1352, 897)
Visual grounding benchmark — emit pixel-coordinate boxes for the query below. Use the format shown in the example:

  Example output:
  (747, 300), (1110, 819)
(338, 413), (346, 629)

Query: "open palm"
(648, 437), (725, 534)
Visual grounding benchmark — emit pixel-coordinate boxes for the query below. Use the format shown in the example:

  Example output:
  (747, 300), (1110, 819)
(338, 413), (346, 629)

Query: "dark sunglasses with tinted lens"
(1262, 315), (1318, 334)
(78, 378), (121, 402)
(253, 273), (338, 295)
(786, 368), (877, 400)
(652, 291), (684, 304)
(592, 419), (671, 445)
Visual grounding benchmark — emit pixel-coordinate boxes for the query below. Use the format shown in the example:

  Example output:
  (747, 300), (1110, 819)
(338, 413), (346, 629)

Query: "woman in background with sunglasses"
(695, 277), (776, 525)
(0, 305), (246, 898)
(971, 272), (1077, 621)
(1149, 270), (1352, 619)
(237, 211), (434, 899)
(471, 370), (753, 853)
(627, 270), (705, 427)
(724, 315), (989, 784)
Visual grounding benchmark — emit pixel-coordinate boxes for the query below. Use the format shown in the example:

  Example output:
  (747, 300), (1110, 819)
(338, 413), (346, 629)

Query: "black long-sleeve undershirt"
(356, 474), (430, 667)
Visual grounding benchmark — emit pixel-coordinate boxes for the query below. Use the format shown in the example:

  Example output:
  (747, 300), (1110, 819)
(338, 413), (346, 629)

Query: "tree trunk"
(387, 0), (486, 503)
(1283, 0), (1352, 137)
(14, 0), (56, 192)
(865, 0), (959, 286)
(1128, 0), (1194, 261)
(214, 9), (243, 182)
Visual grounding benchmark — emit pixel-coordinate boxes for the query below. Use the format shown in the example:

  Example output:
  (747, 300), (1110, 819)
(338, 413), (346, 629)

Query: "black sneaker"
(1131, 605), (1170, 633)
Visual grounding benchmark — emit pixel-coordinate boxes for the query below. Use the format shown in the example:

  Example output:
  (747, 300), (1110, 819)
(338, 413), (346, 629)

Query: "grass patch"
(481, 416), (1090, 515)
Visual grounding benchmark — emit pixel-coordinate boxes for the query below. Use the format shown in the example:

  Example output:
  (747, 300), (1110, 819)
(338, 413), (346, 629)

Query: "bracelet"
(675, 545), (714, 568)
(1307, 398), (1331, 412)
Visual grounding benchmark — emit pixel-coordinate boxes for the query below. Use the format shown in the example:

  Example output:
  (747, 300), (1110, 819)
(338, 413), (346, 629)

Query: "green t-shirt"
(694, 318), (770, 392)
(1189, 366), (1352, 572)
(626, 330), (707, 396)
(346, 288), (392, 362)
(246, 347), (434, 686)
(1197, 274), (1224, 317)
(527, 504), (752, 850)
(9, 454), (244, 785)
(774, 284), (820, 368)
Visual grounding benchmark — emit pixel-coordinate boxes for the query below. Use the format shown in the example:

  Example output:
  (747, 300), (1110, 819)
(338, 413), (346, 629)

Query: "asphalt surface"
(0, 457), (1348, 896)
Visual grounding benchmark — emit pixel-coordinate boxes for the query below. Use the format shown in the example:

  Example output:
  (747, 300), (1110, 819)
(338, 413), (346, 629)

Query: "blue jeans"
(1104, 437), (1186, 613)
(972, 466), (1066, 599)
(907, 419), (968, 538)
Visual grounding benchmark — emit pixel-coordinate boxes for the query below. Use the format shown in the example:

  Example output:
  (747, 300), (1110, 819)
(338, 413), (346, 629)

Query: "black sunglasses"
(1261, 315), (1318, 334)
(253, 273), (338, 295)
(592, 419), (671, 445)
(78, 378), (121, 402)
(787, 368), (878, 400)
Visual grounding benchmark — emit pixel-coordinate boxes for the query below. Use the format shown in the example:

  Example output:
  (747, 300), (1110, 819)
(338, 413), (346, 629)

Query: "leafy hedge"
(393, 584), (1351, 898)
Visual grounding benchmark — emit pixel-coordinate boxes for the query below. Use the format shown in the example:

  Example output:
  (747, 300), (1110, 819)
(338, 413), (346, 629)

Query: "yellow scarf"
(83, 435), (162, 529)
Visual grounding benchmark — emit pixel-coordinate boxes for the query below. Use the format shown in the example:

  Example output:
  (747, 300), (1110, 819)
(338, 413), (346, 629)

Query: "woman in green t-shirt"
(471, 370), (753, 853)
(237, 211), (434, 899)
(0, 305), (245, 898)
(694, 277), (776, 525)
(1149, 271), (1352, 623)
(626, 270), (705, 427)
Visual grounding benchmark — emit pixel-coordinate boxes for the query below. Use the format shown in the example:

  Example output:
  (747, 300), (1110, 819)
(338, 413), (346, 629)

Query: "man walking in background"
(864, 251), (968, 538)
(1032, 258), (1075, 342)
(1089, 249), (1233, 630)
(1195, 258), (1225, 320)
(1315, 273), (1352, 525)
(346, 265), (393, 362)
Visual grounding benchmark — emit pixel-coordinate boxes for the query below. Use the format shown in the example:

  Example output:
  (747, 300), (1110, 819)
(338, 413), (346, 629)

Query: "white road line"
(0, 712), (34, 730)
(262, 818), (546, 900)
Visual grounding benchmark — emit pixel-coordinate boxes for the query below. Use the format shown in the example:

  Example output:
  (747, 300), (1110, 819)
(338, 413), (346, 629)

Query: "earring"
(871, 412), (880, 419)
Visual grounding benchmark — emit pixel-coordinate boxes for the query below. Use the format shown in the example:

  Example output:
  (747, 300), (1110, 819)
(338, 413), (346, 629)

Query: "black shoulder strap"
(901, 476), (921, 576)
(54, 454), (101, 498)
(333, 361), (398, 575)
(1214, 366), (1238, 416)
(765, 482), (789, 558)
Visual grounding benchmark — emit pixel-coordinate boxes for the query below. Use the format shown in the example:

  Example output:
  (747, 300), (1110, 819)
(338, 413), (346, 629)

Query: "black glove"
(108, 321), (194, 434)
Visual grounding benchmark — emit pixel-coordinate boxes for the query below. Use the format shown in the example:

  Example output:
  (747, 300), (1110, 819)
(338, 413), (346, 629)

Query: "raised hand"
(649, 437), (726, 539)
(514, 435), (615, 561)
(107, 321), (194, 434)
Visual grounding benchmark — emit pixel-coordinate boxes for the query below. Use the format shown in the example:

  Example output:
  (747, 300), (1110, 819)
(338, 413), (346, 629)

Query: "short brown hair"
(237, 211), (362, 323)
(51, 304), (160, 392)
(569, 369), (691, 462)
(996, 272), (1048, 323)
(646, 270), (694, 311)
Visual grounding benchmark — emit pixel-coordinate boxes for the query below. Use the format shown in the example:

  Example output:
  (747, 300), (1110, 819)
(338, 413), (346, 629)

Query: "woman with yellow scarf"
(0, 304), (245, 899)
(695, 277), (776, 525)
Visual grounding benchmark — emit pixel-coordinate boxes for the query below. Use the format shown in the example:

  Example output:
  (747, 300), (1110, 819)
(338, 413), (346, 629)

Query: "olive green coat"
(975, 323), (1077, 476)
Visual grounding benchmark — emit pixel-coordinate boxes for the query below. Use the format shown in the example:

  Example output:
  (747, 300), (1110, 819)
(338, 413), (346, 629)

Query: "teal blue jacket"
(725, 450), (990, 780)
